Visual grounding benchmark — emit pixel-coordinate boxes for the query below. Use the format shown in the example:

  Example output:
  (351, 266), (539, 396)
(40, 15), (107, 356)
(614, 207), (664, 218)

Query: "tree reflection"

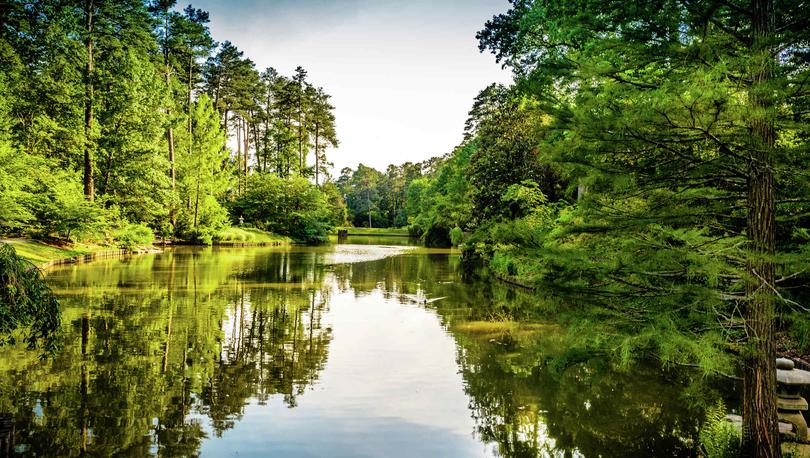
(0, 248), (332, 457)
(0, 246), (719, 457)
(333, 250), (716, 457)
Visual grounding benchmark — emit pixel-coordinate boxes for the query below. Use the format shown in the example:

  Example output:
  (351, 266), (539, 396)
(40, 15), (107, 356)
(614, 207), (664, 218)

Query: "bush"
(231, 174), (334, 243)
(187, 227), (216, 245)
(450, 226), (464, 246)
(0, 243), (61, 351)
(423, 223), (451, 248)
(114, 223), (154, 249)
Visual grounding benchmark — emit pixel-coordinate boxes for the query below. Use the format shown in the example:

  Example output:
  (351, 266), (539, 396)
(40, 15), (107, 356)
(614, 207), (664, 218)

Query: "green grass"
(215, 227), (291, 245)
(337, 227), (410, 237)
(1, 239), (113, 265)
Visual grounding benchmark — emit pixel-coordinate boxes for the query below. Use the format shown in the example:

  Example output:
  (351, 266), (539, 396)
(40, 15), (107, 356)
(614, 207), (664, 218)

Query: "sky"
(185, 0), (513, 174)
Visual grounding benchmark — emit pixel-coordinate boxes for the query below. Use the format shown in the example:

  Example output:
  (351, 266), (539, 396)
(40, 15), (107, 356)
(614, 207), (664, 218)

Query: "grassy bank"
(1, 239), (119, 265)
(2, 227), (289, 267)
(215, 227), (292, 245)
(337, 227), (410, 237)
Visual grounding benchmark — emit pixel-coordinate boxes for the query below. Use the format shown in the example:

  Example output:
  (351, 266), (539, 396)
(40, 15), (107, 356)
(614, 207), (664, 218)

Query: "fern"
(699, 401), (740, 458)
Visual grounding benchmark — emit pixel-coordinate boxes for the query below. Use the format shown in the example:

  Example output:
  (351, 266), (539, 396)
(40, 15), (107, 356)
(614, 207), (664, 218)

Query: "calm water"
(0, 237), (712, 457)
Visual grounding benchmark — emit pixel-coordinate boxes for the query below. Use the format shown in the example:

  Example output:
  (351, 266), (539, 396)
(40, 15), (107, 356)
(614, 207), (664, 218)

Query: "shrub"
(114, 223), (154, 249)
(423, 223), (451, 248)
(0, 243), (61, 351)
(188, 227), (216, 245)
(450, 226), (464, 246)
(231, 174), (334, 243)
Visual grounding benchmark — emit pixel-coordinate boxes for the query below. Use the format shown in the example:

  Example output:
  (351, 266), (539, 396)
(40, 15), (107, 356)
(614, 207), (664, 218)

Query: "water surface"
(0, 238), (710, 457)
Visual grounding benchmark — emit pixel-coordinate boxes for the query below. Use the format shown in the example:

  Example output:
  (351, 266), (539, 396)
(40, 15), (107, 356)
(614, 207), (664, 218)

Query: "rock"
(778, 358), (796, 370)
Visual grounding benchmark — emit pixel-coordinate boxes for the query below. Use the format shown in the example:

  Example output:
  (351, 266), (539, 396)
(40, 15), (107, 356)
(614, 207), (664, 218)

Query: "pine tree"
(308, 87), (338, 185)
(478, 2), (810, 455)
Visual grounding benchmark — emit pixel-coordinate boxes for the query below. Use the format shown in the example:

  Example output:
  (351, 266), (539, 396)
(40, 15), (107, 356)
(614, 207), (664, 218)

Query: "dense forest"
(0, 0), (341, 245)
(340, 1), (810, 456)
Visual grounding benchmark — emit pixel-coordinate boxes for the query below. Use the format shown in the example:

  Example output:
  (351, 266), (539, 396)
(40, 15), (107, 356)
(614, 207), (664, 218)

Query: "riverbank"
(3, 227), (291, 270)
(1, 239), (157, 270)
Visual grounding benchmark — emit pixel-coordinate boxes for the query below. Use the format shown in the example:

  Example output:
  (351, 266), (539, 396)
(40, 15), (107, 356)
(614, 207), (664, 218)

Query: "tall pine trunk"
(298, 93), (303, 174)
(314, 123), (320, 186)
(188, 56), (193, 157)
(741, 0), (780, 456)
(252, 119), (261, 173)
(164, 12), (175, 193)
(236, 116), (242, 195)
(243, 117), (248, 189)
(83, 0), (94, 201)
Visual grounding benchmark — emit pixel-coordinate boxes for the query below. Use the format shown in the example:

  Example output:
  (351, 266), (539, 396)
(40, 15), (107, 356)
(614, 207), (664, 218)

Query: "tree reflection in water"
(0, 248), (332, 457)
(0, 244), (720, 457)
(333, 248), (719, 458)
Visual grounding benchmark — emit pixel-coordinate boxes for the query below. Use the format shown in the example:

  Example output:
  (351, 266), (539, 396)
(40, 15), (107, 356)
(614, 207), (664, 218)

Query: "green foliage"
(232, 173), (334, 243)
(44, 182), (105, 241)
(0, 243), (60, 351)
(113, 223), (154, 249)
(699, 401), (740, 458)
(464, 85), (564, 223)
(449, 226), (464, 246)
(321, 181), (348, 227)
(0, 2), (340, 248)
(501, 180), (548, 219)
(338, 161), (432, 228)
(405, 144), (475, 246)
(215, 227), (290, 244)
(462, 0), (810, 398)
(175, 94), (231, 239)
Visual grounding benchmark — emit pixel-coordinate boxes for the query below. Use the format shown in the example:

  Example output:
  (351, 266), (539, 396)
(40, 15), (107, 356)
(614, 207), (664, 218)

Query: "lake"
(0, 237), (713, 457)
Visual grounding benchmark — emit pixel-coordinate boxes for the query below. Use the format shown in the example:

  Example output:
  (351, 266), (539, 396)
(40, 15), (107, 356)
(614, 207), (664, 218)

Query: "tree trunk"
(222, 108), (229, 151)
(83, 0), (95, 201)
(367, 188), (372, 228)
(194, 174), (200, 227)
(741, 0), (780, 456)
(164, 13), (176, 189)
(252, 119), (261, 173)
(243, 117), (248, 182)
(167, 127), (175, 187)
(188, 55), (193, 157)
(298, 96), (303, 174)
(315, 123), (320, 186)
(236, 116), (242, 195)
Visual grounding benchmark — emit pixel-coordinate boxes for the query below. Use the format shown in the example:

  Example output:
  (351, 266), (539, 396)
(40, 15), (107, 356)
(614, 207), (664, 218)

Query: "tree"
(464, 84), (562, 224)
(176, 94), (230, 240)
(232, 174), (333, 243)
(478, 1), (810, 455)
(308, 87), (338, 186)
